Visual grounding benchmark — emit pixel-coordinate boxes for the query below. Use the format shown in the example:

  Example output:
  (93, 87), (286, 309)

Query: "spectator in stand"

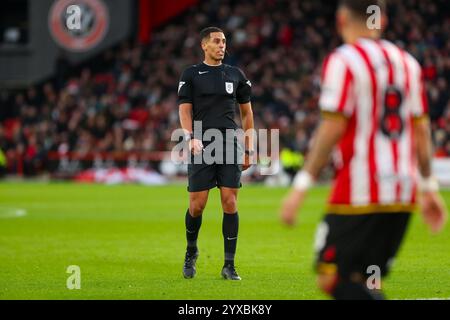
(0, 0), (448, 176)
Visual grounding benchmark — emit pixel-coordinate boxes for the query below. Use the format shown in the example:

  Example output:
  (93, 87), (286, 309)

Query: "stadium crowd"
(0, 0), (448, 176)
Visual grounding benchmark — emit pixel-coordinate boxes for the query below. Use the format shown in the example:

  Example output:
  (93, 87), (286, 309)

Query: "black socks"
(185, 209), (239, 266)
(223, 212), (239, 266)
(185, 209), (202, 255)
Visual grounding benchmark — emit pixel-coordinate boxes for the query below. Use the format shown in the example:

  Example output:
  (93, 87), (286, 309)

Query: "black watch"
(245, 149), (255, 156)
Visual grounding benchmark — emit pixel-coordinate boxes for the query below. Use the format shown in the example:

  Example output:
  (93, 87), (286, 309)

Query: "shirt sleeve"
(236, 68), (252, 104)
(319, 52), (355, 118)
(178, 68), (193, 104)
(407, 54), (428, 119)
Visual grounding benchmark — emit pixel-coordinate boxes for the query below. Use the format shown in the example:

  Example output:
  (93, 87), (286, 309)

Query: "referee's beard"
(204, 50), (225, 64)
(205, 55), (223, 64)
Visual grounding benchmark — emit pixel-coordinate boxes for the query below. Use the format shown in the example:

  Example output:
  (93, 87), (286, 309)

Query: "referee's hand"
(189, 139), (204, 155)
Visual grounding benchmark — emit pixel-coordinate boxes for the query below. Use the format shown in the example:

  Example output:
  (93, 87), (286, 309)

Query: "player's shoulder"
(382, 40), (421, 73)
(397, 46), (421, 71)
(322, 46), (351, 69)
(332, 42), (363, 60)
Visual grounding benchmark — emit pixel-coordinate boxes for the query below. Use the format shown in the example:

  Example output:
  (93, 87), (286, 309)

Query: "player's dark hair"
(200, 27), (224, 43)
(339, 0), (386, 19)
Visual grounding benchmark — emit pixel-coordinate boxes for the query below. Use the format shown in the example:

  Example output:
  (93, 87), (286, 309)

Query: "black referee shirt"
(178, 62), (252, 130)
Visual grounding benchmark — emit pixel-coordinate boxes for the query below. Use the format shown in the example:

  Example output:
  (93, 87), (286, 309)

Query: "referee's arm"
(179, 103), (203, 155)
(178, 68), (194, 136)
(179, 103), (193, 134)
(239, 102), (254, 151)
(236, 69), (254, 169)
(178, 68), (203, 154)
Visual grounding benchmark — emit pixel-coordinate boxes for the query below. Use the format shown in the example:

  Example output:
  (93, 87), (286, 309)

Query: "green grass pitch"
(0, 182), (449, 300)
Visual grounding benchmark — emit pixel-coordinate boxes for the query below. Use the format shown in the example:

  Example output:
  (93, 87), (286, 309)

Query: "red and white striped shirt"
(319, 38), (428, 214)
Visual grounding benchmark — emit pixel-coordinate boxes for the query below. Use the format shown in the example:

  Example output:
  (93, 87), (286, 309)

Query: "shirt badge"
(225, 82), (234, 94)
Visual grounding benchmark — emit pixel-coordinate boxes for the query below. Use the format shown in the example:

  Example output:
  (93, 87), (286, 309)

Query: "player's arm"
(414, 117), (432, 178)
(280, 52), (353, 225)
(303, 115), (347, 179)
(239, 102), (254, 170)
(414, 117), (447, 233)
(280, 116), (348, 225)
(409, 55), (447, 234)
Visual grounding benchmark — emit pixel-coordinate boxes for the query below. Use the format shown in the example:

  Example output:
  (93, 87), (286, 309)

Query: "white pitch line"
(414, 297), (450, 300)
(0, 207), (27, 218)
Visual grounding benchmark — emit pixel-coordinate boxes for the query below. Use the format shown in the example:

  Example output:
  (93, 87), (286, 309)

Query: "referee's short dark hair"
(200, 27), (224, 43)
(339, 0), (386, 19)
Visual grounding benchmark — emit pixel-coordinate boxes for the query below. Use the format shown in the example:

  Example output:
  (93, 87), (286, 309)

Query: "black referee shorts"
(187, 137), (243, 192)
(314, 212), (411, 280)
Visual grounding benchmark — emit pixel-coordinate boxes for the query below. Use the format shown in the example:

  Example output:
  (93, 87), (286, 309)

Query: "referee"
(178, 27), (254, 280)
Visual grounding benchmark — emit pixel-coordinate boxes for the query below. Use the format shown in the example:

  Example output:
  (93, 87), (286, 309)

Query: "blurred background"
(0, 0), (449, 301)
(0, 0), (448, 186)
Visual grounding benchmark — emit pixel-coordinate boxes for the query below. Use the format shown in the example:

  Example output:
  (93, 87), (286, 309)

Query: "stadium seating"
(0, 0), (448, 176)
